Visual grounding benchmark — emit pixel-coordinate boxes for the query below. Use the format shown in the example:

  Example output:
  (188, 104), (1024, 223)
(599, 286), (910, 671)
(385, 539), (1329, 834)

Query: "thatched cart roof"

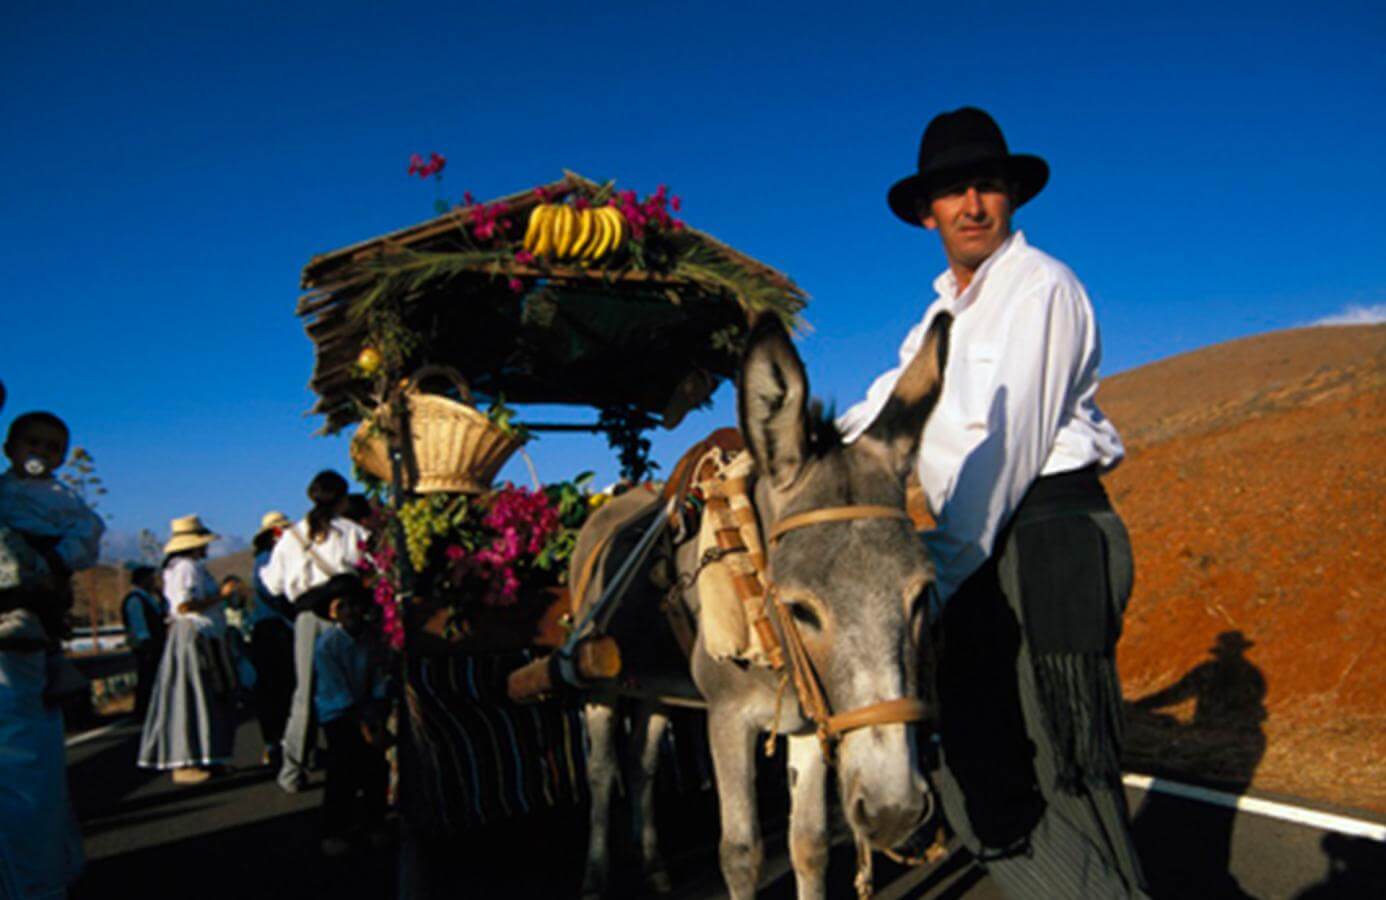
(298, 172), (807, 434)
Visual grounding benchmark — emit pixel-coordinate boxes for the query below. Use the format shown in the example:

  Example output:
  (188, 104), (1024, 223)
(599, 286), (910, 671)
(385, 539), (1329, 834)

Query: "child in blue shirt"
(310, 574), (391, 857)
(0, 409), (93, 896)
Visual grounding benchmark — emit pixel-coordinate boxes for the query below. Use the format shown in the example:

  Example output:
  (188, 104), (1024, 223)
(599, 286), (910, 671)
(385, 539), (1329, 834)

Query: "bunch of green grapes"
(397, 497), (451, 572)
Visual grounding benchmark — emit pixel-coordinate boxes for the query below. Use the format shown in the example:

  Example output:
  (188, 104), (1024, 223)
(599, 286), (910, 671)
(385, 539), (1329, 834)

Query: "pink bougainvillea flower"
(534, 186), (550, 203)
(514, 249), (535, 265)
(508, 277), (524, 294)
(462, 190), (476, 207)
(671, 195), (682, 212)
(408, 151), (450, 180)
(574, 196), (590, 211)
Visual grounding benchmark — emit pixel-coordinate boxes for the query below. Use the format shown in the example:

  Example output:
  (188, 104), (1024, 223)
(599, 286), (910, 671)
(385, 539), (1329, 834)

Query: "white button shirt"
(258, 518), (368, 602)
(838, 231), (1124, 603)
(163, 555), (226, 636)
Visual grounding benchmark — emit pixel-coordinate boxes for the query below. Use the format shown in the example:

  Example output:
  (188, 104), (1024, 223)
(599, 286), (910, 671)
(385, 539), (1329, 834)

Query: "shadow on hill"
(1126, 630), (1267, 899)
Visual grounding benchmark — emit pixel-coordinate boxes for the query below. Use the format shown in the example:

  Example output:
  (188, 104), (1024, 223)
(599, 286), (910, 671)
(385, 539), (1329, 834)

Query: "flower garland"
(362, 474), (597, 649)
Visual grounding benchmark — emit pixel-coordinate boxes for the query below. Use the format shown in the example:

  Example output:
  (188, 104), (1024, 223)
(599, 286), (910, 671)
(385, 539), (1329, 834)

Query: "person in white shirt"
(259, 470), (369, 793)
(137, 515), (237, 785)
(840, 108), (1149, 898)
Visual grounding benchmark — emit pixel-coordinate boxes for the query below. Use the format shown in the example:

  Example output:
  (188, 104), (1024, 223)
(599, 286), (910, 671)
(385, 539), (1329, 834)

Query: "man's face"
(920, 173), (1014, 275)
(5, 422), (68, 478)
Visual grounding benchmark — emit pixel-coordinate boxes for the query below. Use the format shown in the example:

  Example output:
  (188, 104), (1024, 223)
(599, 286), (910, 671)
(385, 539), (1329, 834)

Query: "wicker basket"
(350, 367), (525, 494)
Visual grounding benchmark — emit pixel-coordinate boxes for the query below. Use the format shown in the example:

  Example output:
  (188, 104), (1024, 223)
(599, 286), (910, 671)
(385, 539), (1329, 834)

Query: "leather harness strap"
(570, 463), (929, 764)
(826, 698), (929, 737)
(764, 503), (929, 762)
(768, 506), (913, 545)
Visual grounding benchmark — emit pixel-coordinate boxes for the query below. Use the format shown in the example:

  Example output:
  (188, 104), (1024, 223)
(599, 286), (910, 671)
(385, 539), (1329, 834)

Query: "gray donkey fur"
(573, 314), (951, 900)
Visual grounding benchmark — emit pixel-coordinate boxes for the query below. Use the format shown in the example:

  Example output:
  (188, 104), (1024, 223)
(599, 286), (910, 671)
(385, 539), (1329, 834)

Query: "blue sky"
(2, 2), (1383, 557)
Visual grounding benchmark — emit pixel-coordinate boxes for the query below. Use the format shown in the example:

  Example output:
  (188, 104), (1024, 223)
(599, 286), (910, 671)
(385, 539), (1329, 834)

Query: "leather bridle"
(764, 504), (931, 763)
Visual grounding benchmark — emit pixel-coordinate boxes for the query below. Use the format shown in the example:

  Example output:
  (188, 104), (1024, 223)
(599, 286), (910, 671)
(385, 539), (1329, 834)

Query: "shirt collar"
(932, 230), (1027, 313)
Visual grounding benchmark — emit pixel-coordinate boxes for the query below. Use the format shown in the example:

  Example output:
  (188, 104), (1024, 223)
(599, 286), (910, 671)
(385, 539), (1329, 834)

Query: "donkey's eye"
(787, 603), (822, 630)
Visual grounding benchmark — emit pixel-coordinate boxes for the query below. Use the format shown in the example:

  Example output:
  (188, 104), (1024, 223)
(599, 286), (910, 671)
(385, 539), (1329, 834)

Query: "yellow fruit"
(590, 207), (624, 260)
(553, 205), (578, 258)
(356, 347), (382, 374)
(568, 208), (596, 259)
(531, 204), (556, 256)
(588, 493), (610, 510)
(521, 204), (549, 253)
(585, 208), (612, 260)
(605, 206), (627, 253)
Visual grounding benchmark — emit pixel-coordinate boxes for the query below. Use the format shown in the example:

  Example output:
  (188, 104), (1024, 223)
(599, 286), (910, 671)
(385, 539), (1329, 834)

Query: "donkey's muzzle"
(846, 780), (931, 850)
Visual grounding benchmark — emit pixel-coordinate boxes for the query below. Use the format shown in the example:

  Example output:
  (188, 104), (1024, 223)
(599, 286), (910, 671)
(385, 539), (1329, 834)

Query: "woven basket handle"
(407, 365), (476, 407)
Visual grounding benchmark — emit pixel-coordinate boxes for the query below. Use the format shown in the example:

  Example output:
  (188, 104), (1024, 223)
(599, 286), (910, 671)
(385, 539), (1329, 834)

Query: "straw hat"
(254, 510), (291, 540)
(163, 515), (219, 555)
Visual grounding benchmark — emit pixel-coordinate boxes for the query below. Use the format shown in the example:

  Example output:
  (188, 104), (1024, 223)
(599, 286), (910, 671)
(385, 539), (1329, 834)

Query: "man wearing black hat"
(840, 108), (1150, 898)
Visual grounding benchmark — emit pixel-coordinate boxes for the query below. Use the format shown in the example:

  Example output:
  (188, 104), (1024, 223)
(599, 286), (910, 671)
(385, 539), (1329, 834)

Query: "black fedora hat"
(887, 107), (1049, 227)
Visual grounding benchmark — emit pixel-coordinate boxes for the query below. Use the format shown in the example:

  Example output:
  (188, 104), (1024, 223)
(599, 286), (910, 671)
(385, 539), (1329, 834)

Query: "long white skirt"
(137, 619), (236, 769)
(0, 650), (84, 899)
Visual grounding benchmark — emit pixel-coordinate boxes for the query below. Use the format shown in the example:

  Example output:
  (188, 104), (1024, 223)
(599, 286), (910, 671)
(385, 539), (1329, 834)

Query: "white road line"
(65, 719), (137, 748)
(1124, 773), (1386, 842)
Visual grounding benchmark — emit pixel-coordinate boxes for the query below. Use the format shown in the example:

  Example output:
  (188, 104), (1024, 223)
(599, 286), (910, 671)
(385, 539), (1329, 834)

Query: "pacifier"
(22, 456), (49, 477)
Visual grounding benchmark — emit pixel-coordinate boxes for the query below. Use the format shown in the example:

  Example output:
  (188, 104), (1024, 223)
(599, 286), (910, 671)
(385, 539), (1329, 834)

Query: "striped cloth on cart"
(403, 649), (712, 831)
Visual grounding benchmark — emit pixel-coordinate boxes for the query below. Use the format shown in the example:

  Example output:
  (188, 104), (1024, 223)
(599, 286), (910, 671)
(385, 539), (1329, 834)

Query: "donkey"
(575, 312), (951, 900)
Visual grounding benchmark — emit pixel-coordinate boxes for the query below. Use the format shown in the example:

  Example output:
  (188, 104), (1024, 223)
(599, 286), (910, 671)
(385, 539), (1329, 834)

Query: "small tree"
(138, 529), (162, 566)
(61, 447), (108, 510)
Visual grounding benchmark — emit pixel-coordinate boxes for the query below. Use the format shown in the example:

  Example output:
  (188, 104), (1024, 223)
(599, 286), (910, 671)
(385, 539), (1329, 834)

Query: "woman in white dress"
(137, 515), (236, 784)
(259, 470), (369, 793)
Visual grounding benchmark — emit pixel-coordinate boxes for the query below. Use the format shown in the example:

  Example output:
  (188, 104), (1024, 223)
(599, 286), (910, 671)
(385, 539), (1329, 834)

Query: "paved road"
(67, 713), (394, 900)
(66, 714), (1385, 898)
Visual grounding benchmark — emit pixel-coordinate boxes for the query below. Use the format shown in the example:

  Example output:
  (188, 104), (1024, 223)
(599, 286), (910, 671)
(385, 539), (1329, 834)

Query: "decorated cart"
(295, 171), (806, 862)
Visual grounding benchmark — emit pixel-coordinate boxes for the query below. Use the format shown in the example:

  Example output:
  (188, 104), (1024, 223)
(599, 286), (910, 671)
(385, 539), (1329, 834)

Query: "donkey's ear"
(862, 312), (951, 478)
(738, 316), (810, 491)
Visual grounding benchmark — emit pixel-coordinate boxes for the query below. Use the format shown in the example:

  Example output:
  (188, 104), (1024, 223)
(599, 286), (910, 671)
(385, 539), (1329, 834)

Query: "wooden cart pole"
(387, 387), (429, 900)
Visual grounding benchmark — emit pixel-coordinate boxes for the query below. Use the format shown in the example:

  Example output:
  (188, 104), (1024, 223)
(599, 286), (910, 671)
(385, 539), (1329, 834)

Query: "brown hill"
(1101, 323), (1385, 811)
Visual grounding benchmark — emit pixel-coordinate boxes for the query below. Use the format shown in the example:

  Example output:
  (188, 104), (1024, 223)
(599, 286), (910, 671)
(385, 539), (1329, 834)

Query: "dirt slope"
(1100, 324), (1385, 811)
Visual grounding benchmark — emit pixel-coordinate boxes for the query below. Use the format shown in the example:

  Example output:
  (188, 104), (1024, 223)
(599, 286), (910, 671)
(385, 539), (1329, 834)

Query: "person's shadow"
(1292, 832), (1386, 898)
(1126, 630), (1267, 899)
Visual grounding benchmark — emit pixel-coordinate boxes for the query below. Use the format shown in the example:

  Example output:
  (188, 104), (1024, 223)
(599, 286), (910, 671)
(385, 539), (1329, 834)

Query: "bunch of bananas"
(522, 203), (627, 262)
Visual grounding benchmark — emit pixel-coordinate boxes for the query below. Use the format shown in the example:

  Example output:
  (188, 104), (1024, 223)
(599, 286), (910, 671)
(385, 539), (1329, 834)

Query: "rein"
(764, 505), (930, 763)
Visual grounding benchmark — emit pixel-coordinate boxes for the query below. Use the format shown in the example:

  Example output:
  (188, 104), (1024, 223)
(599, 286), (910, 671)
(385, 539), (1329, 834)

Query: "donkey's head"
(738, 313), (950, 850)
